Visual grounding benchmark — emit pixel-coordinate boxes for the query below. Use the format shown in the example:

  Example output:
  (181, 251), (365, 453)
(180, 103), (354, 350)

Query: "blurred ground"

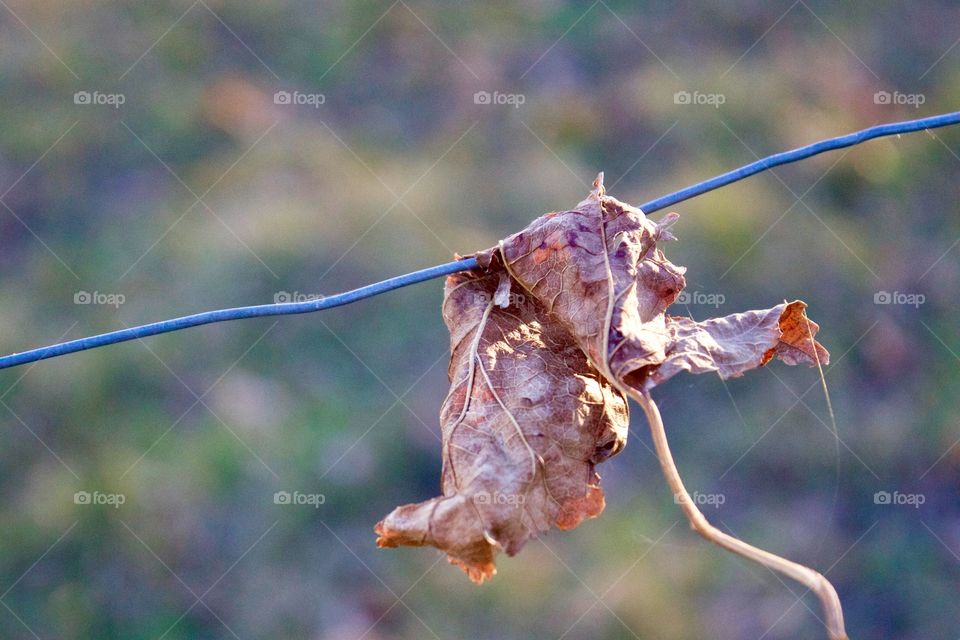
(0, 1), (958, 638)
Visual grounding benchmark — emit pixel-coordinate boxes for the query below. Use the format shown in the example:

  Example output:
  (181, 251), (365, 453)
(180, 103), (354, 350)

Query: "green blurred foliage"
(1, 1), (958, 638)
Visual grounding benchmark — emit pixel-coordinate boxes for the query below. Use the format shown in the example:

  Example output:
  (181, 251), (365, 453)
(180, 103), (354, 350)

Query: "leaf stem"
(634, 388), (848, 640)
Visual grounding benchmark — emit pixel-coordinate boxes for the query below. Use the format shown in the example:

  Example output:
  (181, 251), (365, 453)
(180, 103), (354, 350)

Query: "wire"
(2, 111), (958, 371)
(639, 111), (960, 212)
(0, 259), (477, 369)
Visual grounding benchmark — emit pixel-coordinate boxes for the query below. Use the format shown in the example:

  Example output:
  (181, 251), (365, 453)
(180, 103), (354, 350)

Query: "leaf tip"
(451, 557), (497, 584)
(775, 300), (830, 366)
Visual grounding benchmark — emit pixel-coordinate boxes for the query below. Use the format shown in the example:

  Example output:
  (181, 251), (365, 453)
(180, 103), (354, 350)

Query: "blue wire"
(2, 111), (958, 371)
(639, 111), (960, 212)
(0, 259), (478, 369)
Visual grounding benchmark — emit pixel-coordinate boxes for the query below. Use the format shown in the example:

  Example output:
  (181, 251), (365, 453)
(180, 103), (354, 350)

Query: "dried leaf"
(376, 263), (629, 582)
(377, 174), (829, 580)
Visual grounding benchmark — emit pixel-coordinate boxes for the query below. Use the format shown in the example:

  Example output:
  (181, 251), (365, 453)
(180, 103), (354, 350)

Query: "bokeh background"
(1, 2), (958, 638)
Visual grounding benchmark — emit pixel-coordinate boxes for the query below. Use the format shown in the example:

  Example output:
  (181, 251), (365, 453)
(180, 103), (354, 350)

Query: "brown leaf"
(375, 263), (629, 582)
(377, 173), (829, 580)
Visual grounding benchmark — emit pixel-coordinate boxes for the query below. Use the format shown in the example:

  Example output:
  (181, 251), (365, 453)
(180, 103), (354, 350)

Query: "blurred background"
(1, 1), (958, 638)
